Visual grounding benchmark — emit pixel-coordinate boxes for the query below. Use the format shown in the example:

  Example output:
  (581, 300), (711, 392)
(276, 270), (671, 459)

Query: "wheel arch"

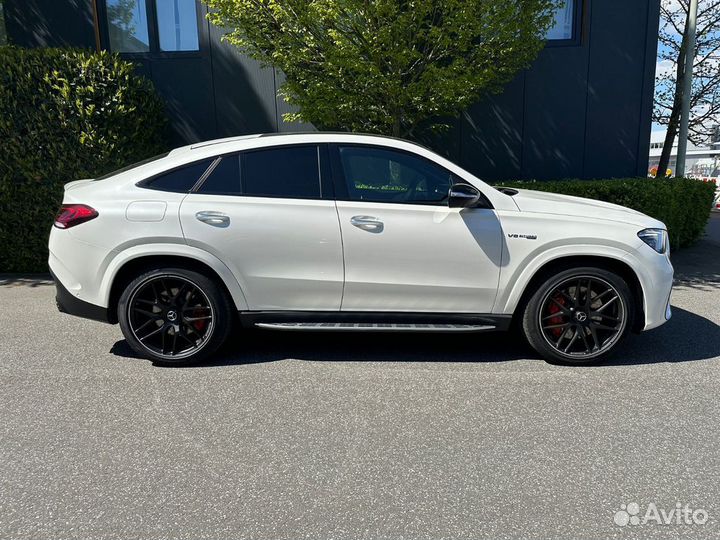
(507, 255), (646, 333)
(102, 248), (248, 323)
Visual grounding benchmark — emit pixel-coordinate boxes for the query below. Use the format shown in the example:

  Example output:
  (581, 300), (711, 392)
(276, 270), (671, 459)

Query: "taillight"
(54, 204), (99, 229)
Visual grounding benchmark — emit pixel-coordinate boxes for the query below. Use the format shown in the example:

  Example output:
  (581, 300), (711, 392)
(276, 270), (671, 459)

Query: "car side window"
(198, 155), (240, 195)
(196, 145), (322, 199)
(337, 146), (455, 204)
(243, 146), (321, 199)
(142, 159), (214, 192)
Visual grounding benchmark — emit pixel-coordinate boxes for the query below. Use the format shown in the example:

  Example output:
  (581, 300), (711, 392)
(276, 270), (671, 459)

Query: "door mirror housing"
(448, 183), (482, 208)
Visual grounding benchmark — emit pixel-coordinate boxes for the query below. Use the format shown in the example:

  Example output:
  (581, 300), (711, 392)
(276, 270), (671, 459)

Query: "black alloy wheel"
(522, 267), (633, 365)
(118, 268), (232, 366)
(128, 275), (214, 359)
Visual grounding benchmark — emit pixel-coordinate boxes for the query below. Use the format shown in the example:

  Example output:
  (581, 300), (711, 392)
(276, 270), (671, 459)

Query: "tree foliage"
(654, 0), (720, 174)
(204, 0), (558, 137)
(0, 47), (168, 272)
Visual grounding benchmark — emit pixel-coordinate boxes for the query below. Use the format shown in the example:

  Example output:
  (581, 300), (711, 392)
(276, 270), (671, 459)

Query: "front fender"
(495, 243), (644, 315)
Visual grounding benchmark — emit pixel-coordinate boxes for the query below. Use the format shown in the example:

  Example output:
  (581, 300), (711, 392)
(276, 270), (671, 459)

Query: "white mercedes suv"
(49, 133), (673, 366)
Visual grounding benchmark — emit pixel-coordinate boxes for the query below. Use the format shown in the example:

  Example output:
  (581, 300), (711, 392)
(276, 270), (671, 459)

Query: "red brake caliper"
(190, 308), (207, 332)
(547, 295), (566, 337)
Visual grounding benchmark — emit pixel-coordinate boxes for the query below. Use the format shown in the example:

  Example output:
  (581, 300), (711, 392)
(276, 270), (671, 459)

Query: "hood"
(509, 189), (665, 229)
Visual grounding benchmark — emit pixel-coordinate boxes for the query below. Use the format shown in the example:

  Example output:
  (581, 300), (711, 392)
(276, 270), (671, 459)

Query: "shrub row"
(497, 177), (716, 250)
(0, 46), (168, 273)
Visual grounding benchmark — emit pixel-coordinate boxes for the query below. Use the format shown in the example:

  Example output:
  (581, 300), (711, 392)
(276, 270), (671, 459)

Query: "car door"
(180, 144), (344, 311)
(331, 144), (503, 313)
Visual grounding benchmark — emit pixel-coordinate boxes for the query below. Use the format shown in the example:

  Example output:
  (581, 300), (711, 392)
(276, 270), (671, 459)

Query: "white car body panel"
(97, 243), (250, 311)
(48, 133), (674, 335)
(179, 195), (344, 310)
(336, 201), (502, 312)
(509, 188), (662, 227)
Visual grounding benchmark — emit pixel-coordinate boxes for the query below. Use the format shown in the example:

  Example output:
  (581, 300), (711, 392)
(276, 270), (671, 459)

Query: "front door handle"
(350, 215), (384, 233)
(196, 211), (230, 227)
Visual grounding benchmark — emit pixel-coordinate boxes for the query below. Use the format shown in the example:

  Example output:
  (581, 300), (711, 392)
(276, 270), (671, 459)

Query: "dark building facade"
(2, 0), (660, 181)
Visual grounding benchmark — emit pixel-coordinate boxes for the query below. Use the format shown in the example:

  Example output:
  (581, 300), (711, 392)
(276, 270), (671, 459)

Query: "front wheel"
(118, 268), (233, 366)
(522, 267), (633, 365)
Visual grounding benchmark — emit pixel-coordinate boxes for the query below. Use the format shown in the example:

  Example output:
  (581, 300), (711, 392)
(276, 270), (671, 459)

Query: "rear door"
(179, 144), (344, 311)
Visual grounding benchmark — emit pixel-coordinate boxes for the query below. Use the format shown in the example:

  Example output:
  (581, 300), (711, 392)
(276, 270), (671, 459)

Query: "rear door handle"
(195, 211), (230, 227)
(350, 215), (384, 232)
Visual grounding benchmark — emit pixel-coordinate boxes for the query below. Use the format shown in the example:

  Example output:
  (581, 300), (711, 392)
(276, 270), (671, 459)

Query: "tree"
(204, 0), (559, 138)
(654, 0), (720, 177)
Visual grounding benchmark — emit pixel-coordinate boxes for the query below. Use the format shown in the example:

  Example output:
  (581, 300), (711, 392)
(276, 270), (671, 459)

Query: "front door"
(331, 144), (503, 313)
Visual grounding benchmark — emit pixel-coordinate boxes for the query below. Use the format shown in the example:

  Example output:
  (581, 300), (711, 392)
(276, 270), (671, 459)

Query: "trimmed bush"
(0, 46), (168, 273)
(497, 178), (716, 250)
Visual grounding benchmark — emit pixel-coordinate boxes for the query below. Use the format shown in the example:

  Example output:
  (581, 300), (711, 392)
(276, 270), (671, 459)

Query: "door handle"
(195, 211), (230, 227)
(350, 215), (384, 233)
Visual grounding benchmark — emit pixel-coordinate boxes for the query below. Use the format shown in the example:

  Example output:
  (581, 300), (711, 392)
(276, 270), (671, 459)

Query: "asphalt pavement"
(1, 214), (719, 540)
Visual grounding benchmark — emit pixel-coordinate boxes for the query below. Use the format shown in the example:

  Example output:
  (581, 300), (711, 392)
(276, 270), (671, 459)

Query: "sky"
(652, 18), (675, 133)
(652, 0), (720, 138)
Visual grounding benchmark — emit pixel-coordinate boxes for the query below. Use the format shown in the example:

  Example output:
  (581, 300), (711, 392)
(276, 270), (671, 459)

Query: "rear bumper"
(51, 270), (111, 324)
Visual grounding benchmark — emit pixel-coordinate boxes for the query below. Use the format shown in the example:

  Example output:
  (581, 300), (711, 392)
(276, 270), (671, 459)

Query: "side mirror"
(448, 183), (481, 208)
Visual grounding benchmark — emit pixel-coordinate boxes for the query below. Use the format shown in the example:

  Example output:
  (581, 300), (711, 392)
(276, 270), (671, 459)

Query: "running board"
(254, 322), (496, 332)
(240, 311), (512, 332)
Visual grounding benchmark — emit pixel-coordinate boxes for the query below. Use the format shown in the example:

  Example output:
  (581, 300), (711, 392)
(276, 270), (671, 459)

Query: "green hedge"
(0, 46), (168, 273)
(497, 178), (716, 250)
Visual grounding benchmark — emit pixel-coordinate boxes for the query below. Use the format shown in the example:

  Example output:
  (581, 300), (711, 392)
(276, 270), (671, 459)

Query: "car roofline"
(174, 132), (434, 154)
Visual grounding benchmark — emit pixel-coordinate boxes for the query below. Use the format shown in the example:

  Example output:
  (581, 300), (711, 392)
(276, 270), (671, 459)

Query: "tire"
(521, 267), (634, 365)
(118, 267), (233, 366)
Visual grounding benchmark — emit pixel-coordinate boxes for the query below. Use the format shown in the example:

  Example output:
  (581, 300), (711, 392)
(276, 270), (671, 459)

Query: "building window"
(545, 0), (575, 41)
(157, 0), (199, 51)
(101, 0), (200, 54)
(105, 0), (151, 53)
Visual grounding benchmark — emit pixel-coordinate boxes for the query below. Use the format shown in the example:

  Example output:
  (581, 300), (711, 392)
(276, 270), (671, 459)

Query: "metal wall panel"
(460, 75), (525, 181)
(583, 0), (652, 178)
(150, 57), (217, 143)
(522, 45), (589, 180)
(4, 0), (96, 49)
(206, 19), (278, 137)
(4, 0), (661, 181)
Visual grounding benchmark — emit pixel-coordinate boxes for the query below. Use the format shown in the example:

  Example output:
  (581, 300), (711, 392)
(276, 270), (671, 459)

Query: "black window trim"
(329, 143), (479, 208)
(96, 0), (206, 58)
(190, 156), (221, 191)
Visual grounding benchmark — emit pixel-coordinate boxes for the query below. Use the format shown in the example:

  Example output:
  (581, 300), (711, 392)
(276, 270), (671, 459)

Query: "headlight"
(637, 228), (668, 254)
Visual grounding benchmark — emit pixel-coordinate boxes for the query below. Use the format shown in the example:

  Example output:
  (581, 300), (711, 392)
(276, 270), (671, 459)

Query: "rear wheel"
(118, 268), (232, 366)
(522, 267), (633, 365)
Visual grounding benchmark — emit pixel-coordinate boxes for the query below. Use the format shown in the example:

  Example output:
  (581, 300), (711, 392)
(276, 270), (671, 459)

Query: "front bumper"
(51, 270), (110, 323)
(633, 249), (674, 332)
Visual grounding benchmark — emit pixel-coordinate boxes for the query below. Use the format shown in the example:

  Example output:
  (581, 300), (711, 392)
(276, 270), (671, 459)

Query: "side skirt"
(238, 311), (512, 333)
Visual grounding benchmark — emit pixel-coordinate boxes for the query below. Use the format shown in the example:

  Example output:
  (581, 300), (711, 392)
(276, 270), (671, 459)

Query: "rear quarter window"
(140, 159), (215, 193)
